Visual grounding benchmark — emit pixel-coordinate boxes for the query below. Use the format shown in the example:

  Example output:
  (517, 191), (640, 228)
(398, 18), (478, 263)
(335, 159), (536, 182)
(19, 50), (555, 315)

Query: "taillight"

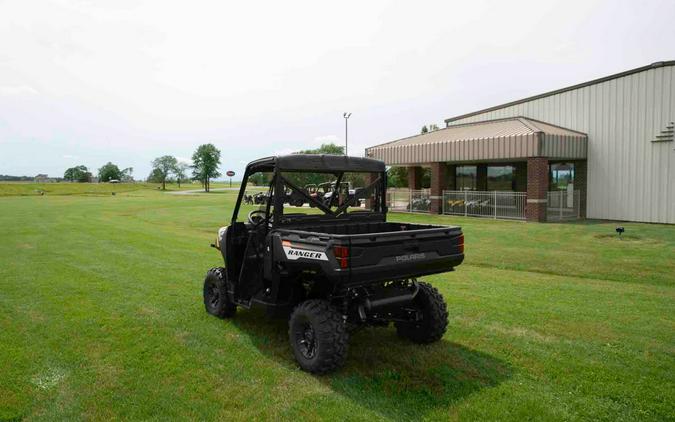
(457, 234), (464, 254)
(333, 245), (349, 269)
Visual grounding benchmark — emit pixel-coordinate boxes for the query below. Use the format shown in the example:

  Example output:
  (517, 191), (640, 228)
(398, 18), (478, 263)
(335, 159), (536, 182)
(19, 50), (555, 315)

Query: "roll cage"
(231, 155), (387, 227)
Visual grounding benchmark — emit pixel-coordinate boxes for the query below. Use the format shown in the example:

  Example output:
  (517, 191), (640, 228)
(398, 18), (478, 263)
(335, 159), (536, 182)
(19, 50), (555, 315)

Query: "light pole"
(343, 112), (351, 155)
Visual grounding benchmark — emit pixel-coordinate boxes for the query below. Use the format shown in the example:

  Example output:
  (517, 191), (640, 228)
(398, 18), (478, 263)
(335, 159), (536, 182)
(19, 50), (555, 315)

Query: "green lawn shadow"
(232, 309), (511, 420)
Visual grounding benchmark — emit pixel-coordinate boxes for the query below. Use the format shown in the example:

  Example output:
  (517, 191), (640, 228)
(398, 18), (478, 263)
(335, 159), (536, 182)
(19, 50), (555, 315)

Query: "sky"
(1, 0), (674, 180)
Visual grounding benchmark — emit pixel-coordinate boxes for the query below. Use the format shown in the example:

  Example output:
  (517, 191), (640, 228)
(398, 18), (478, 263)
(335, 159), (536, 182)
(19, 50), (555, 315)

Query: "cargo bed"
(275, 221), (464, 286)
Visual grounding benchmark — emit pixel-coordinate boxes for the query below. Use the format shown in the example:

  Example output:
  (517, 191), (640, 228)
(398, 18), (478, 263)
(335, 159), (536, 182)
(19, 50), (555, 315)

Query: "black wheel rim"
(297, 322), (317, 359)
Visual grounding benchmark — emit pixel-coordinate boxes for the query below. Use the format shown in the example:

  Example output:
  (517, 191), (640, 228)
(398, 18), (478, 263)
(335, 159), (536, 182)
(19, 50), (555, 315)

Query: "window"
(456, 166), (476, 190)
(487, 165), (515, 191)
(550, 163), (575, 190)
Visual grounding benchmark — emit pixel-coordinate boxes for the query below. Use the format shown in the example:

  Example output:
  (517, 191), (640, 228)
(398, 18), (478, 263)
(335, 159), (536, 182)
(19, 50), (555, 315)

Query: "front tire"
(288, 300), (349, 374)
(395, 282), (448, 343)
(203, 267), (237, 319)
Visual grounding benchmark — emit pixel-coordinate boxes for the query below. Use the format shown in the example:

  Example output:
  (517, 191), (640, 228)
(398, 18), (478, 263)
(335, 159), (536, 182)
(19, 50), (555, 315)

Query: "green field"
(1, 186), (673, 420)
(0, 182), (239, 196)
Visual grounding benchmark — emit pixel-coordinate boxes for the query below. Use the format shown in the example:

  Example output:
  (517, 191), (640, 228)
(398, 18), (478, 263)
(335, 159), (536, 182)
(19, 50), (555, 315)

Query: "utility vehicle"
(203, 154), (464, 373)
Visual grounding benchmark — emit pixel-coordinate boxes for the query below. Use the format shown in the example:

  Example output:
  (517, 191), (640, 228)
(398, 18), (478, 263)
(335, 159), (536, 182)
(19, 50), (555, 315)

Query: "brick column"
(430, 162), (448, 214)
(476, 164), (488, 191)
(575, 160), (587, 218)
(526, 157), (549, 222)
(407, 166), (422, 190)
(364, 171), (379, 210)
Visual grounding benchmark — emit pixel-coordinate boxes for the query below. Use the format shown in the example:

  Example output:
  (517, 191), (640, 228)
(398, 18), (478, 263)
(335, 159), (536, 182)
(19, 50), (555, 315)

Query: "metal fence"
(386, 189), (431, 213)
(547, 190), (581, 221)
(387, 188), (581, 222)
(442, 190), (527, 220)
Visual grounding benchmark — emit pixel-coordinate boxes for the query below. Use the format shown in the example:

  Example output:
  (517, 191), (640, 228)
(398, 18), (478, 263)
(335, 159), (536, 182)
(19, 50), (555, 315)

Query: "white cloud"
(272, 148), (296, 156)
(0, 85), (38, 96)
(62, 154), (78, 159)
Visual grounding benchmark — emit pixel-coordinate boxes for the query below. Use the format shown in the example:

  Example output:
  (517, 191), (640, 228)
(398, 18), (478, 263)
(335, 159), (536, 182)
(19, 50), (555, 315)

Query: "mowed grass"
(0, 187), (673, 421)
(0, 182), (237, 197)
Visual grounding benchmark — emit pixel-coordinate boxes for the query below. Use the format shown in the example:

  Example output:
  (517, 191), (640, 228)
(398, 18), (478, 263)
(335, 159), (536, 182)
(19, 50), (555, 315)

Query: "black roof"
(445, 60), (675, 123)
(246, 154), (385, 173)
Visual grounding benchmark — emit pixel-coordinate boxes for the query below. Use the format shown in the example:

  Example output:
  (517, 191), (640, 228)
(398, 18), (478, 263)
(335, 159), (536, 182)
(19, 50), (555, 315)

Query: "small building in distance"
(33, 174), (54, 183)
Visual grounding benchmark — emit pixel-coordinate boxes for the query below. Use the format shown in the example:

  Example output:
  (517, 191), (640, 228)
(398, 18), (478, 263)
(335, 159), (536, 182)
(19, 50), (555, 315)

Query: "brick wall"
(430, 162), (448, 214)
(526, 157), (549, 222)
(407, 166), (422, 189)
(365, 171), (379, 210)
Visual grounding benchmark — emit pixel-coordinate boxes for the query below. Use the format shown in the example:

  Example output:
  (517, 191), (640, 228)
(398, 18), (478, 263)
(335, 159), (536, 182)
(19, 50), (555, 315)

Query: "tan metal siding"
(447, 66), (675, 224)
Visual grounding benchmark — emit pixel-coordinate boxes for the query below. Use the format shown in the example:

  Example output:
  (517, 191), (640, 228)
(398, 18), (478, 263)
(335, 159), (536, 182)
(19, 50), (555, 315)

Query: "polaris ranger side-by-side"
(203, 154), (464, 373)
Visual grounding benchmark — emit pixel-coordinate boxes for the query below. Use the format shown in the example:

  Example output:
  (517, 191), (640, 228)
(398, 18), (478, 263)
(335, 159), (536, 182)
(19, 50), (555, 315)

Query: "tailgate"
(347, 226), (464, 284)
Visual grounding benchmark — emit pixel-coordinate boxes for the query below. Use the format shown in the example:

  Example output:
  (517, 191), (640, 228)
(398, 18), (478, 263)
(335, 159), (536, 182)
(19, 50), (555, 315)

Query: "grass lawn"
(0, 182), (239, 197)
(0, 187), (673, 420)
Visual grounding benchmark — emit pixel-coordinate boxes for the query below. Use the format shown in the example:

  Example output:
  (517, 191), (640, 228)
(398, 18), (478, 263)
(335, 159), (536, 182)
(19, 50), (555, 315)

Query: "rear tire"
(395, 282), (448, 343)
(288, 300), (349, 374)
(203, 267), (237, 319)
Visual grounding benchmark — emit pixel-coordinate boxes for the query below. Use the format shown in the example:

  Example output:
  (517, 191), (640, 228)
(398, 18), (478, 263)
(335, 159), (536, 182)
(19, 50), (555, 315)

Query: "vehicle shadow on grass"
(232, 309), (511, 420)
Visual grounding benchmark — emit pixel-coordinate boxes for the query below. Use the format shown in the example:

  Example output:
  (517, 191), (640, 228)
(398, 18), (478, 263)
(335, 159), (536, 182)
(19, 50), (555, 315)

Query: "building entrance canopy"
(366, 117), (587, 165)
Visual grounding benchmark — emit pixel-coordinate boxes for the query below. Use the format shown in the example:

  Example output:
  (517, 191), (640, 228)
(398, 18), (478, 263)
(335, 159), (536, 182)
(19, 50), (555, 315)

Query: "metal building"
(366, 61), (675, 223)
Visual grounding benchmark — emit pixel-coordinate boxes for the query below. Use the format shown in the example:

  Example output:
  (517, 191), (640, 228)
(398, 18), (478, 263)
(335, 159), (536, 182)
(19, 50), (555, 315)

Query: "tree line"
(60, 140), (421, 191)
(0, 175), (34, 181)
(63, 163), (133, 183)
(61, 143), (222, 192)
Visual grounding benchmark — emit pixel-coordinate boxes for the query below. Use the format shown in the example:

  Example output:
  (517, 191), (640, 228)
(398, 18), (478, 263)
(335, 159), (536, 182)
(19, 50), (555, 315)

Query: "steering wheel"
(247, 209), (268, 226)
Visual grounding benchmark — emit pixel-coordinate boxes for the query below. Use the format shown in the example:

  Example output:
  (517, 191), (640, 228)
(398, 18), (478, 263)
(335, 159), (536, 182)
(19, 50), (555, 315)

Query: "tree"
(191, 144), (221, 192)
(147, 168), (164, 183)
(249, 172), (271, 186)
(98, 162), (123, 182)
(387, 166), (408, 188)
(121, 167), (134, 182)
(421, 124), (439, 134)
(151, 155), (178, 190)
(284, 143), (346, 187)
(174, 162), (190, 188)
(421, 167), (431, 188)
(297, 143), (344, 155)
(64, 165), (89, 182)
